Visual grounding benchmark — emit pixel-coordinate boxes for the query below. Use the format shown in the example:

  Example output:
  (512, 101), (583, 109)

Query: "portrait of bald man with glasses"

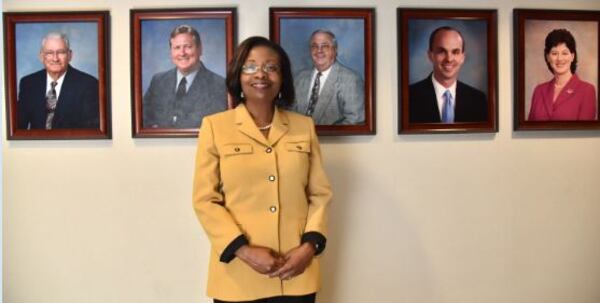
(292, 29), (365, 125)
(17, 31), (99, 130)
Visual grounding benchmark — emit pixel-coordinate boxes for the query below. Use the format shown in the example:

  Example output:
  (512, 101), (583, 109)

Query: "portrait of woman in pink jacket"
(528, 28), (598, 121)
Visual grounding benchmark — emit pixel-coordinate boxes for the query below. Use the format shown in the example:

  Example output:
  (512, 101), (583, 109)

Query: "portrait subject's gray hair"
(169, 24), (202, 47)
(40, 32), (71, 51)
(309, 29), (338, 49)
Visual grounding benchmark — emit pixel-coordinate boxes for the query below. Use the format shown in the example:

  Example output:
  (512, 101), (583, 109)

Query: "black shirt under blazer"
(408, 75), (488, 123)
(17, 65), (99, 129)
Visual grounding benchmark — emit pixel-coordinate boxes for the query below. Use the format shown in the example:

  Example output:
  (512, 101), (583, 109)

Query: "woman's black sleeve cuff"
(301, 231), (327, 255)
(220, 235), (249, 263)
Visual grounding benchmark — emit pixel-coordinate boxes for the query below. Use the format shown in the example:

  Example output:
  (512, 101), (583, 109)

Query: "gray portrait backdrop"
(141, 19), (226, 94)
(15, 22), (99, 95)
(279, 18), (365, 79)
(408, 19), (488, 95)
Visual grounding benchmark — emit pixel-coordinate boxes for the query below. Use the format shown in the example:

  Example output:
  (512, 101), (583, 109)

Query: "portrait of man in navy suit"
(17, 32), (99, 130)
(408, 26), (488, 123)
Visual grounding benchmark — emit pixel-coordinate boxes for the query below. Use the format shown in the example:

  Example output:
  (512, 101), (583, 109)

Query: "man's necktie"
(173, 77), (187, 125)
(45, 81), (58, 130)
(442, 90), (454, 123)
(306, 72), (322, 116)
(176, 77), (187, 100)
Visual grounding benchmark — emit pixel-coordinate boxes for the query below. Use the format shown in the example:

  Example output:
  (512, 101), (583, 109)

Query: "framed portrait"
(270, 7), (375, 136)
(3, 11), (111, 140)
(514, 9), (600, 130)
(398, 9), (498, 134)
(130, 8), (236, 138)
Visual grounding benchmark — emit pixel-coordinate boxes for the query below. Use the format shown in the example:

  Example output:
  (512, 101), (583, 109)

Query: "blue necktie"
(442, 90), (454, 123)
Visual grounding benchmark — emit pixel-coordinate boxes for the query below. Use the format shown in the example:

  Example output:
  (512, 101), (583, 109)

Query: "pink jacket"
(528, 74), (597, 121)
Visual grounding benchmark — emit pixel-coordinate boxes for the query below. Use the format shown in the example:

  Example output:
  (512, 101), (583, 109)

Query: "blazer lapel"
(268, 107), (289, 146)
(165, 69), (178, 101)
(53, 66), (77, 124)
(553, 75), (579, 110)
(187, 64), (206, 97)
(234, 104), (269, 147)
(541, 80), (555, 117)
(295, 71), (312, 113)
(312, 62), (338, 122)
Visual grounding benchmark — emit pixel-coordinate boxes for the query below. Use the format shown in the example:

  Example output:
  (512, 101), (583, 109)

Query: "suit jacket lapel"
(426, 74), (442, 122)
(539, 79), (555, 117)
(235, 104), (289, 147)
(268, 107), (288, 146)
(553, 75), (579, 109)
(187, 64), (206, 96)
(455, 81), (470, 120)
(54, 66), (77, 124)
(35, 71), (49, 117)
(312, 62), (338, 122)
(166, 69), (178, 102)
(234, 104), (269, 147)
(295, 71), (312, 113)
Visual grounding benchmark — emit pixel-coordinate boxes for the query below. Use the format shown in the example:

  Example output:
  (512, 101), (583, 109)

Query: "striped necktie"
(306, 72), (322, 116)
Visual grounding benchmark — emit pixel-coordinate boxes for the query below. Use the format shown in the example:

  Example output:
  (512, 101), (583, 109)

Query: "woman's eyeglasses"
(241, 64), (280, 74)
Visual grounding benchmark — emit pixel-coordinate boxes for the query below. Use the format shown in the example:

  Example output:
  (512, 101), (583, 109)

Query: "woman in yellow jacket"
(193, 36), (332, 303)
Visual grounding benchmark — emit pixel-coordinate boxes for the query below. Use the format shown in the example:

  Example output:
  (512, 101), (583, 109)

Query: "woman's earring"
(241, 91), (245, 98)
(278, 92), (282, 99)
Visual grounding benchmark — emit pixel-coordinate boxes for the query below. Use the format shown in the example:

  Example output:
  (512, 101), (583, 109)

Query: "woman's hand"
(269, 242), (316, 280)
(235, 245), (284, 274)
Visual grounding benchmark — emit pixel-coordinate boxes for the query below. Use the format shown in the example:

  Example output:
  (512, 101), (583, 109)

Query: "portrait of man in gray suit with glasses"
(143, 24), (227, 129)
(292, 29), (365, 125)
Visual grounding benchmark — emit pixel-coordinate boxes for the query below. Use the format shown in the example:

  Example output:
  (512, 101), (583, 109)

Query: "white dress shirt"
(431, 75), (457, 120)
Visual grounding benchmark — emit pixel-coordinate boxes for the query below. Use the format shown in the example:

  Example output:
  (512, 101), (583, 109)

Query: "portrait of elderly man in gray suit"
(143, 24), (227, 128)
(292, 29), (365, 125)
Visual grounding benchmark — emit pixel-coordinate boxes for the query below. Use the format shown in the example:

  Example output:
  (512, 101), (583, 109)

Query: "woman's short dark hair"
(226, 36), (295, 108)
(544, 28), (578, 74)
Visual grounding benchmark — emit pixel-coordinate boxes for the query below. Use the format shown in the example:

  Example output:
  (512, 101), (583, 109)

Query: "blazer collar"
(543, 74), (581, 113)
(234, 103), (289, 146)
(311, 62), (339, 121)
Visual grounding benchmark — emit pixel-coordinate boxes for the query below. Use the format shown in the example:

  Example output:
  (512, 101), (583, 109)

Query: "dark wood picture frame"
(3, 11), (111, 140)
(130, 8), (236, 138)
(514, 9), (600, 131)
(270, 7), (375, 136)
(398, 9), (497, 134)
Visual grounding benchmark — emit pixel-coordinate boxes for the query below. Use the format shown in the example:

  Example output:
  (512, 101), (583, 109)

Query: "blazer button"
(269, 206), (277, 213)
(268, 175), (276, 181)
(296, 145), (302, 150)
(234, 147), (240, 152)
(266, 147), (272, 153)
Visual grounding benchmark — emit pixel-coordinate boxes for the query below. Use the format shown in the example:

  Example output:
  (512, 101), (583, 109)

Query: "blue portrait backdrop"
(15, 22), (99, 95)
(141, 19), (227, 94)
(408, 19), (488, 95)
(279, 18), (365, 79)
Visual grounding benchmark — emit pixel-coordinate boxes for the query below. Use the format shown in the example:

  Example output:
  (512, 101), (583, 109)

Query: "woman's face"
(546, 43), (574, 76)
(240, 46), (282, 105)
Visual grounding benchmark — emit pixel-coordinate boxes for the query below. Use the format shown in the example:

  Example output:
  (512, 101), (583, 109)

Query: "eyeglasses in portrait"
(270, 7), (375, 136)
(4, 11), (111, 140)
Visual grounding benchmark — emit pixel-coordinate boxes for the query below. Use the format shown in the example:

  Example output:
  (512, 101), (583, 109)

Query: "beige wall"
(3, 1), (600, 303)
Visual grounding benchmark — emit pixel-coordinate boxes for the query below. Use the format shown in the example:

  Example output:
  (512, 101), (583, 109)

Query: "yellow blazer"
(193, 104), (332, 301)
